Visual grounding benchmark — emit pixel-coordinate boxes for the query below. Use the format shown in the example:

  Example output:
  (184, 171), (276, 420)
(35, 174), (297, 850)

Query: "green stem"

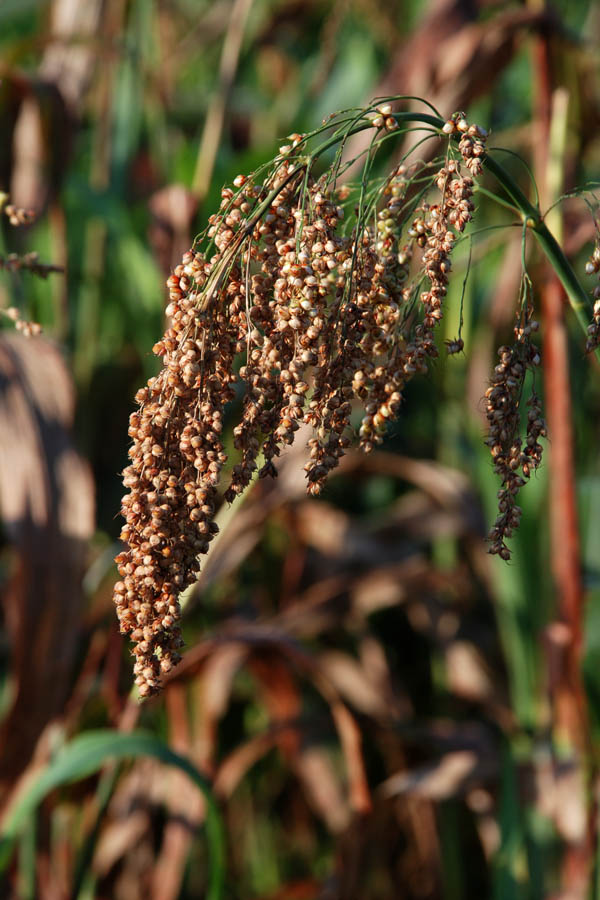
(530, 221), (592, 335)
(469, 151), (592, 336)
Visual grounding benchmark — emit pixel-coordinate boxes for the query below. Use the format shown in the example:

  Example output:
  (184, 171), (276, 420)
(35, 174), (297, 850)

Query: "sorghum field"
(1, 1), (600, 898)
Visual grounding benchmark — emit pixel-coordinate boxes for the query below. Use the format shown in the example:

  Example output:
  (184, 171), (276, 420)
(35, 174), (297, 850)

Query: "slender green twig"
(474, 184), (522, 216)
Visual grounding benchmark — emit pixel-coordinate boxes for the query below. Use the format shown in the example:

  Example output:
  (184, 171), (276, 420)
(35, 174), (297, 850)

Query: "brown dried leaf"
(216, 719), (352, 833)
(379, 749), (494, 801)
(342, 1), (555, 177)
(93, 810), (151, 878)
(150, 684), (199, 900)
(215, 724), (296, 798)
(249, 653), (302, 757)
(39, 0), (104, 112)
(0, 334), (94, 811)
(444, 640), (496, 703)
(293, 745), (350, 833)
(318, 650), (396, 721)
(167, 624), (371, 814)
(184, 642), (250, 777)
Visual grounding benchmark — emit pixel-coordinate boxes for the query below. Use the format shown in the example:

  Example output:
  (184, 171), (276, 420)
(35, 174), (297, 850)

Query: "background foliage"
(1, 0), (600, 897)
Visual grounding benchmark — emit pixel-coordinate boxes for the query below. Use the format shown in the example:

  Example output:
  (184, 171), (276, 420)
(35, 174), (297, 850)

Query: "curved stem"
(483, 153), (592, 334)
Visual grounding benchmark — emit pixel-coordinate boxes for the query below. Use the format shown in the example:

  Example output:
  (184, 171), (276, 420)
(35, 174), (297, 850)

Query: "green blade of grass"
(0, 730), (226, 900)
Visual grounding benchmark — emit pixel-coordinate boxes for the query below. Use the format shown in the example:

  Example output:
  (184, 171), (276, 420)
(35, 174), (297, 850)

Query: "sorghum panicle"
(484, 317), (546, 560)
(115, 113), (492, 695)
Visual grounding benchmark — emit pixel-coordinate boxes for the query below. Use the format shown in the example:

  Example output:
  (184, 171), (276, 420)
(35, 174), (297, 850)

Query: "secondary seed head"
(114, 110), (500, 695)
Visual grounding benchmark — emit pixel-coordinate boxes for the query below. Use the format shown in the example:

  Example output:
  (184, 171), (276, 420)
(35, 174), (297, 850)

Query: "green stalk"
(483, 154), (592, 337)
(530, 222), (591, 334)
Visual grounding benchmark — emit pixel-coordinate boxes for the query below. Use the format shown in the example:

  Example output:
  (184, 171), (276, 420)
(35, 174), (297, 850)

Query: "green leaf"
(0, 730), (225, 900)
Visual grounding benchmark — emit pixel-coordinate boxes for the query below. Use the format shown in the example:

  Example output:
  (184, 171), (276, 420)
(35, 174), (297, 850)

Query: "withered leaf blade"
(0, 334), (94, 811)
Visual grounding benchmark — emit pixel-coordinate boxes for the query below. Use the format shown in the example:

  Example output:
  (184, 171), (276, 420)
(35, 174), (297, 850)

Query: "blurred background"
(1, 0), (600, 897)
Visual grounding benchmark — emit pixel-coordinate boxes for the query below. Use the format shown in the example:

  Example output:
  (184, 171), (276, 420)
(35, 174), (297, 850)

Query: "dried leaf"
(0, 335), (94, 811)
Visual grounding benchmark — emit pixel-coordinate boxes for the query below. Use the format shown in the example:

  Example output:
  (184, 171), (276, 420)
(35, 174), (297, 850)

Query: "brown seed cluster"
(0, 192), (35, 227)
(442, 112), (487, 177)
(115, 116), (490, 696)
(484, 317), (546, 560)
(368, 103), (400, 133)
(1, 306), (42, 336)
(3, 204), (35, 227)
(585, 244), (600, 353)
